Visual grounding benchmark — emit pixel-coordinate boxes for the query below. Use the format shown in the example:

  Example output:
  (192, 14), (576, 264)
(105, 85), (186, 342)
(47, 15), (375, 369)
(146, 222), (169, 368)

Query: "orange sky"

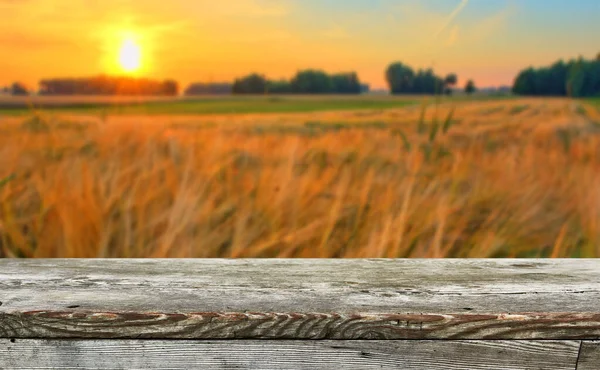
(1, 0), (599, 90)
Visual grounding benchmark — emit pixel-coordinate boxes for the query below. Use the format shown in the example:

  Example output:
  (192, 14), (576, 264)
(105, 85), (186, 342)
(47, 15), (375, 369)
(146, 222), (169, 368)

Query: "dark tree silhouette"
(11, 82), (29, 96)
(290, 70), (334, 94)
(512, 68), (537, 95)
(230, 70), (363, 95)
(386, 62), (454, 95)
(266, 80), (293, 94)
(38, 76), (180, 96)
(385, 62), (415, 94)
(331, 72), (361, 94)
(412, 69), (445, 95)
(465, 80), (476, 95)
(232, 73), (268, 94)
(185, 82), (232, 95)
(161, 80), (179, 96)
(513, 55), (600, 97)
(444, 74), (458, 95)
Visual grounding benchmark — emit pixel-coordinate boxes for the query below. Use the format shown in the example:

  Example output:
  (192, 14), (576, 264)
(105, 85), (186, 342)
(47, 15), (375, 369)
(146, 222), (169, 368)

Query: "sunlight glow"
(118, 37), (142, 73)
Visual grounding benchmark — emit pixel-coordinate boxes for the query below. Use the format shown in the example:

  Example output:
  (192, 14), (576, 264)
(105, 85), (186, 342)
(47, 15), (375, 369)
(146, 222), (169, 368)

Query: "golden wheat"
(1, 97), (599, 258)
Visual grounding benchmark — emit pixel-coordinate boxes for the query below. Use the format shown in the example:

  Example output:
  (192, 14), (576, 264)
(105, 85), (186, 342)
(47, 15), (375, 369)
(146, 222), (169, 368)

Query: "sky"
(0, 0), (599, 90)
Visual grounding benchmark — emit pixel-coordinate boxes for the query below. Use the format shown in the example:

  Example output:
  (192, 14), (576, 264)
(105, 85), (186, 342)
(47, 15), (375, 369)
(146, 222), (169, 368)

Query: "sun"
(118, 37), (142, 73)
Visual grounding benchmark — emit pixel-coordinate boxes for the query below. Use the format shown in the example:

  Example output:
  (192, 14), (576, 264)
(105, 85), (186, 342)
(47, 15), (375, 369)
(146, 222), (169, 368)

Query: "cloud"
(445, 25), (460, 47)
(434, 0), (469, 38)
(466, 4), (516, 43)
(431, 0), (469, 48)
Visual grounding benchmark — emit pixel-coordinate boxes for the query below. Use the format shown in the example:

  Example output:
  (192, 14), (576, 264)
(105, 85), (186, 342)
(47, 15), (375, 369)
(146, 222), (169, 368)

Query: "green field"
(0, 94), (523, 116)
(0, 95), (421, 116)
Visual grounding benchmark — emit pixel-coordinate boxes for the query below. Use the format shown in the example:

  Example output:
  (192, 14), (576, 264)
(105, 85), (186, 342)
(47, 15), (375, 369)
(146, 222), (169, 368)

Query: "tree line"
(184, 82), (232, 95)
(385, 62), (462, 95)
(512, 54), (600, 97)
(227, 64), (474, 96)
(5, 76), (179, 96)
(3, 82), (29, 96)
(5, 52), (598, 97)
(229, 70), (369, 95)
(1, 63), (469, 97)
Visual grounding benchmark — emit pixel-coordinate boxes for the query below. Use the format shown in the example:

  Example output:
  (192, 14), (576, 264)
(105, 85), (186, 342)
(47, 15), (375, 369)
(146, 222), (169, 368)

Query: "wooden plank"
(577, 341), (600, 370)
(0, 339), (581, 370)
(1, 259), (600, 340)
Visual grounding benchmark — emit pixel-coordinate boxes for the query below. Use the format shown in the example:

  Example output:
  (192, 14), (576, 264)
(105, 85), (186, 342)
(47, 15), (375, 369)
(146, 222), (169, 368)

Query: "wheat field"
(1, 97), (599, 258)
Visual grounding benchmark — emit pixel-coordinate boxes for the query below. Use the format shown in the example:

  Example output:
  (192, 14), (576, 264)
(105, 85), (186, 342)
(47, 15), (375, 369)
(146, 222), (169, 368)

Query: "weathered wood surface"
(577, 341), (600, 370)
(1, 259), (600, 340)
(0, 339), (582, 370)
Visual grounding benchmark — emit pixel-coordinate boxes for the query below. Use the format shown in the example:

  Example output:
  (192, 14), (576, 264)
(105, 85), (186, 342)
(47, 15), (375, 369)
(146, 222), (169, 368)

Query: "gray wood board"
(2, 259), (600, 339)
(0, 339), (582, 370)
(577, 341), (600, 370)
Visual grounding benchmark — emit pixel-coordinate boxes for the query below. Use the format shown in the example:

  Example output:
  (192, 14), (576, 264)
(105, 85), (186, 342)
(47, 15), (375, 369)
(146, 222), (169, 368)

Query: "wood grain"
(577, 341), (600, 370)
(1, 259), (600, 340)
(0, 339), (581, 370)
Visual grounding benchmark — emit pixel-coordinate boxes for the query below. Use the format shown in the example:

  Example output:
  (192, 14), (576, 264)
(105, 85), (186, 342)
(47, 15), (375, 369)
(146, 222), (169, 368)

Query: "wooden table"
(1, 259), (599, 369)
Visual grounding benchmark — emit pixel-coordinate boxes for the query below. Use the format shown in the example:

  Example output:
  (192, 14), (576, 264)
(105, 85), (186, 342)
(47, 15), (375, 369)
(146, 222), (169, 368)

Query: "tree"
(331, 72), (361, 94)
(231, 70), (364, 95)
(232, 73), (268, 94)
(290, 69), (333, 94)
(567, 58), (588, 98)
(185, 82), (232, 95)
(512, 67), (537, 95)
(411, 69), (444, 95)
(547, 61), (568, 96)
(162, 80), (179, 96)
(266, 80), (293, 94)
(512, 55), (600, 97)
(534, 68), (553, 96)
(465, 80), (476, 95)
(38, 76), (181, 96)
(568, 58), (600, 97)
(385, 62), (415, 94)
(385, 62), (448, 95)
(11, 82), (29, 96)
(444, 74), (458, 95)
(591, 59), (600, 96)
